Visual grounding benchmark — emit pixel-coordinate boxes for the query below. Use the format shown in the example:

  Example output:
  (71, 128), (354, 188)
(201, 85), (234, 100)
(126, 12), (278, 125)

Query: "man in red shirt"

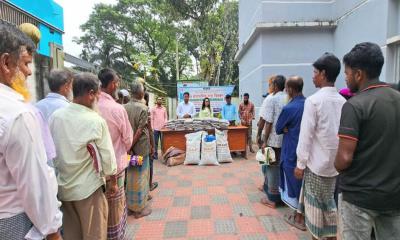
(151, 97), (168, 160)
(239, 93), (255, 153)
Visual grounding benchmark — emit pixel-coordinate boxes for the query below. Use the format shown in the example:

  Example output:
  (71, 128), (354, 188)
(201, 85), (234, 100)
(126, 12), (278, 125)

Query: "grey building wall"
(238, 0), (400, 108)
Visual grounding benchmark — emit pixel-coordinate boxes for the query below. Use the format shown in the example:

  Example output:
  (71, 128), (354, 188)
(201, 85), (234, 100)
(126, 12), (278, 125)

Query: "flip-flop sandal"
(150, 182), (158, 191)
(260, 197), (276, 208)
(283, 213), (306, 231)
(133, 208), (152, 219)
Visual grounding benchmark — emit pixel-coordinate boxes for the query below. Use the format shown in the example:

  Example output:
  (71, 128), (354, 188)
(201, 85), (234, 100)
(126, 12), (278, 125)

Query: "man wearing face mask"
(0, 21), (63, 240)
(49, 73), (118, 240)
(36, 69), (73, 121)
(98, 68), (133, 240)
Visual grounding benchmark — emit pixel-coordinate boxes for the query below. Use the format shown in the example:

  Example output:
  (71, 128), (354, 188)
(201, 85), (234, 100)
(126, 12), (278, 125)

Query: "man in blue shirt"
(36, 69), (73, 121)
(221, 94), (238, 126)
(275, 76), (306, 231)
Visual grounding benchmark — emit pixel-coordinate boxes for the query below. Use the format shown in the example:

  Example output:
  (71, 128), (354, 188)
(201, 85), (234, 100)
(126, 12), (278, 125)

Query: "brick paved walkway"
(126, 153), (311, 240)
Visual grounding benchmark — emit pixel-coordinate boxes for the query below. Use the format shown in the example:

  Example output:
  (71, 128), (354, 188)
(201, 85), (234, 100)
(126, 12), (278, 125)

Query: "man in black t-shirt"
(335, 42), (400, 240)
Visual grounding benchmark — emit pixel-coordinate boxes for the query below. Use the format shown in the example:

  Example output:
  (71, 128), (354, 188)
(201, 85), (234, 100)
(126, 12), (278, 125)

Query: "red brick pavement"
(126, 152), (311, 240)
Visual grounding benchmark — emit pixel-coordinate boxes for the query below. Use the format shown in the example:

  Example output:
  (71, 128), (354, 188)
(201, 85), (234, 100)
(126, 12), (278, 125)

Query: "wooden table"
(160, 126), (249, 158)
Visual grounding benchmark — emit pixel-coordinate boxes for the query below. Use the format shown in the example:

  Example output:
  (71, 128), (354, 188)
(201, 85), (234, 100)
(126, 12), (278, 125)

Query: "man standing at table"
(222, 94), (239, 126)
(151, 97), (168, 160)
(239, 93), (255, 152)
(177, 92), (195, 118)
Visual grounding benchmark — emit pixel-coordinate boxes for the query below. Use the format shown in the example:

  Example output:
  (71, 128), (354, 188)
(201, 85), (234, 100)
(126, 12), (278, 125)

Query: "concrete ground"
(126, 151), (311, 240)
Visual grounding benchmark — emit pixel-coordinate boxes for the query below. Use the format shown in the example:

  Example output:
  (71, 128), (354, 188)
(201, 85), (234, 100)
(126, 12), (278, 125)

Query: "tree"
(77, 0), (192, 97)
(77, 0), (239, 96)
(167, 0), (239, 87)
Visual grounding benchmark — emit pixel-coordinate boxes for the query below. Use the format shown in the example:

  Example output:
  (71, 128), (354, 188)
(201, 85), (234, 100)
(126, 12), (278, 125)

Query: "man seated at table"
(177, 92), (196, 119)
(222, 94), (239, 126)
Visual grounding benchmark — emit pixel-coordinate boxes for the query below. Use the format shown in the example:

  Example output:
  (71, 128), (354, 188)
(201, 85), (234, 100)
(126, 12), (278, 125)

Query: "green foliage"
(78, 0), (238, 97)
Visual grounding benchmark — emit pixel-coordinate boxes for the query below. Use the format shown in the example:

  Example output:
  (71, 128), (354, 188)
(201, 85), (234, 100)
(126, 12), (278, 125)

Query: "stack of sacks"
(183, 130), (233, 166)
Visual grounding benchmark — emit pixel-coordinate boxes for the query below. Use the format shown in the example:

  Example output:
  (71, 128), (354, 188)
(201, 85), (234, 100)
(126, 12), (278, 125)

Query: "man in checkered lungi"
(0, 21), (62, 240)
(98, 68), (134, 240)
(295, 53), (345, 240)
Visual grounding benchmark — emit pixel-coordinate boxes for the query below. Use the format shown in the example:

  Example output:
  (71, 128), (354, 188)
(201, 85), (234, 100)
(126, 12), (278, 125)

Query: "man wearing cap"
(117, 89), (130, 104)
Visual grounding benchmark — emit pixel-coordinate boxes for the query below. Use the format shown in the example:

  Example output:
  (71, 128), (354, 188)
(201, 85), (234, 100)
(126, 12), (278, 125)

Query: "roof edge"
(235, 20), (337, 61)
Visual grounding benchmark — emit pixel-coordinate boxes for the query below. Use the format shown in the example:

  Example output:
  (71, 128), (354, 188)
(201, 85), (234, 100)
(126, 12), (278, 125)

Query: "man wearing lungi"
(50, 73), (118, 240)
(260, 75), (287, 208)
(98, 68), (133, 239)
(275, 76), (306, 231)
(0, 20), (62, 240)
(295, 53), (345, 240)
(124, 80), (152, 218)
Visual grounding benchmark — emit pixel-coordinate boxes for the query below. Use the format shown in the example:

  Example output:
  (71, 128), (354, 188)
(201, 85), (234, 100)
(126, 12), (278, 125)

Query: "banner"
(177, 81), (208, 88)
(177, 86), (235, 112)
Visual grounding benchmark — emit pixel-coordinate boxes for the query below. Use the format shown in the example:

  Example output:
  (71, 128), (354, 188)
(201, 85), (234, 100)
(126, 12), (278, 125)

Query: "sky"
(54, 0), (116, 57)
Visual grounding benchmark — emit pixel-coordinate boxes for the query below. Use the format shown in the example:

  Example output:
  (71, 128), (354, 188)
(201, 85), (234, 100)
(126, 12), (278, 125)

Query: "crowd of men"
(0, 22), (171, 240)
(1, 19), (400, 240)
(255, 44), (400, 240)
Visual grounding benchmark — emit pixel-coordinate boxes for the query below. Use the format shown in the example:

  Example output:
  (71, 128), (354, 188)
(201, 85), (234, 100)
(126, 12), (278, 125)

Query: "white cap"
(119, 89), (129, 97)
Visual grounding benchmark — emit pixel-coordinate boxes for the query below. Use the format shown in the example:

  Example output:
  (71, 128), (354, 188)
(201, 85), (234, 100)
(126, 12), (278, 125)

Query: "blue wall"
(8, 0), (64, 57)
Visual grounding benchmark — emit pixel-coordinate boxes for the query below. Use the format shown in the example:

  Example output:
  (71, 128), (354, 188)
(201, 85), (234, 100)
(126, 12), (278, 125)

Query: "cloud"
(54, 0), (116, 57)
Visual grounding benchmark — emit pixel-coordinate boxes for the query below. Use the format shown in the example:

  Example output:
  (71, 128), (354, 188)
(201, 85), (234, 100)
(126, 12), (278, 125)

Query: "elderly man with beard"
(124, 80), (152, 218)
(50, 73), (117, 240)
(98, 68), (133, 240)
(0, 21), (62, 240)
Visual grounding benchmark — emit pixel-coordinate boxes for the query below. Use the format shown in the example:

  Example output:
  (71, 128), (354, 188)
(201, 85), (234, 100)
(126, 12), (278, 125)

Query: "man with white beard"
(49, 72), (118, 240)
(36, 69), (74, 121)
(0, 20), (62, 240)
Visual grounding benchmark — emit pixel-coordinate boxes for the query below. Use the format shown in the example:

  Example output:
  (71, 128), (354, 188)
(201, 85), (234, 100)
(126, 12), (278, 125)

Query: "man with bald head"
(275, 76), (306, 231)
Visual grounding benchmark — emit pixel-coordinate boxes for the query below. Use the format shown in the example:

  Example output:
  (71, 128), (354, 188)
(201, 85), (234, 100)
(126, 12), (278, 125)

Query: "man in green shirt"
(50, 73), (117, 240)
(124, 80), (152, 218)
